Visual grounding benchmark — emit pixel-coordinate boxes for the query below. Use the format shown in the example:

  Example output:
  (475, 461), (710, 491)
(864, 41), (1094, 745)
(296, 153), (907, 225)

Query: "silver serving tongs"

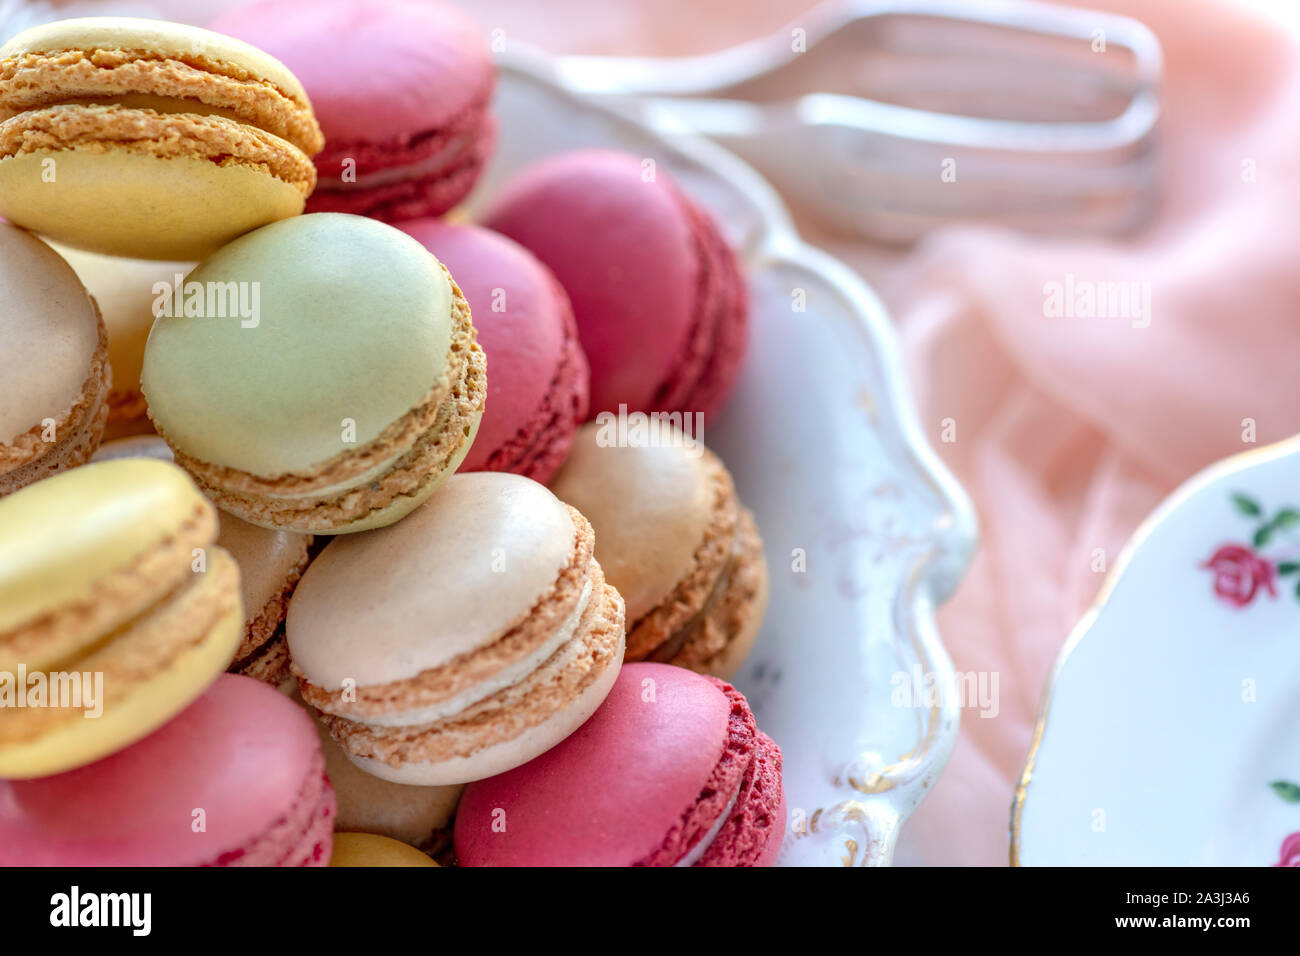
(554, 0), (1162, 243)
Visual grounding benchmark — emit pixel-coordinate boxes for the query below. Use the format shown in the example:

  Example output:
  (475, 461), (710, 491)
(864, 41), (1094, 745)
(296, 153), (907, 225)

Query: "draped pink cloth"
(78, 0), (1300, 864)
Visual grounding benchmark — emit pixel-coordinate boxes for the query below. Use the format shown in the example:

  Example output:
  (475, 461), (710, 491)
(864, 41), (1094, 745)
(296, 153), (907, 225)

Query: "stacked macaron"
(211, 0), (496, 222)
(0, 459), (244, 778)
(0, 222), (109, 496)
(0, 18), (322, 259)
(288, 472), (626, 785)
(0, 2), (784, 869)
(552, 423), (769, 678)
(456, 664), (784, 866)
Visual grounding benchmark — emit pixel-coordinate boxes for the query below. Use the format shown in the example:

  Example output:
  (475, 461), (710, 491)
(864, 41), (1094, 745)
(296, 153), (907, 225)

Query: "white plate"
(1013, 437), (1300, 866)
(482, 50), (976, 866)
(0, 5), (978, 867)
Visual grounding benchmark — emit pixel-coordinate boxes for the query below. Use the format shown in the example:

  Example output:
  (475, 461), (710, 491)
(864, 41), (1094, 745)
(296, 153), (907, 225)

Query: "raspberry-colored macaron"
(485, 149), (750, 423)
(455, 663), (784, 866)
(401, 220), (588, 484)
(211, 0), (495, 221)
(0, 675), (336, 866)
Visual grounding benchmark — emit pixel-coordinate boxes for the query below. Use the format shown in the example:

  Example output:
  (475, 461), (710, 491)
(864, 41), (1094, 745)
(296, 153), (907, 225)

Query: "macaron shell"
(484, 149), (699, 415)
(345, 632), (622, 786)
(288, 472), (574, 689)
(51, 243), (193, 412)
(550, 423), (714, 623)
(0, 675), (327, 866)
(208, 0), (491, 146)
(330, 832), (438, 867)
(0, 17), (312, 104)
(398, 220), (578, 476)
(217, 513), (310, 622)
(0, 457), (213, 635)
(455, 662), (730, 866)
(142, 213), (453, 475)
(0, 146), (306, 261)
(0, 223), (100, 445)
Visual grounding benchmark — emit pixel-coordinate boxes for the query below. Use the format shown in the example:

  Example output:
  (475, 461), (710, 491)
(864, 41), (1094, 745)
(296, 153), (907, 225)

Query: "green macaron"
(141, 212), (486, 534)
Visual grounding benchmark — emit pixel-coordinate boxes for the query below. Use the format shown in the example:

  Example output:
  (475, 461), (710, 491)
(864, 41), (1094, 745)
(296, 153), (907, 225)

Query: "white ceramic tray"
(1013, 437), (1300, 866)
(478, 49), (978, 867)
(1, 7), (978, 866)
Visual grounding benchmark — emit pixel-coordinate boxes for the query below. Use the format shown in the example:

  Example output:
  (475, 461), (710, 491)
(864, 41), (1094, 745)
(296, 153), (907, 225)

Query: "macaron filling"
(335, 579), (594, 728)
(0, 47), (323, 153)
(302, 507), (627, 784)
(0, 103), (315, 186)
(673, 787), (740, 867)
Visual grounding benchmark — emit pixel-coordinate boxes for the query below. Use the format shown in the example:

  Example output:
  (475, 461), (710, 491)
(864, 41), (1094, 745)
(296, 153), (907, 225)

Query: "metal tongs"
(555, 0), (1162, 243)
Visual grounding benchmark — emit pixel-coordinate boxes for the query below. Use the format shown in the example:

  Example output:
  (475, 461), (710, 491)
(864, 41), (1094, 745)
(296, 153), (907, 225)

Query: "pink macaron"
(401, 219), (588, 484)
(455, 662), (784, 866)
(0, 675), (335, 866)
(211, 0), (496, 221)
(484, 149), (750, 423)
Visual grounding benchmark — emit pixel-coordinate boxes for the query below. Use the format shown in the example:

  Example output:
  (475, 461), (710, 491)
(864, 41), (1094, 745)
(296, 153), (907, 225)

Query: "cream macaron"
(142, 213), (486, 534)
(310, 711), (462, 852)
(288, 472), (626, 785)
(550, 423), (769, 679)
(0, 223), (109, 497)
(51, 243), (193, 436)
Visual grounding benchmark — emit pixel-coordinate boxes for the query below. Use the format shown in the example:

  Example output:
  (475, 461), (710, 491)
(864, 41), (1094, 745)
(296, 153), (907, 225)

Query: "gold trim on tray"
(1010, 434), (1300, 866)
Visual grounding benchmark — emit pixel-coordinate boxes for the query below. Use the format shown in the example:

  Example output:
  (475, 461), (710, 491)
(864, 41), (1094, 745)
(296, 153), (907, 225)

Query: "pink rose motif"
(1275, 831), (1300, 867)
(1202, 544), (1277, 607)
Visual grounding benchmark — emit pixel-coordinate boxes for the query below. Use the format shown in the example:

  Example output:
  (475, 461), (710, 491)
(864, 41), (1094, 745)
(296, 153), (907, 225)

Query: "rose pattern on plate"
(1201, 494), (1300, 608)
(1271, 781), (1300, 867)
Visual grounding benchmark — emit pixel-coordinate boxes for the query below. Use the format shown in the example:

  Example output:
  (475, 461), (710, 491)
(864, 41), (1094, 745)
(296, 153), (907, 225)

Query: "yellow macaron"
(0, 458), (244, 778)
(0, 17), (323, 260)
(329, 833), (440, 868)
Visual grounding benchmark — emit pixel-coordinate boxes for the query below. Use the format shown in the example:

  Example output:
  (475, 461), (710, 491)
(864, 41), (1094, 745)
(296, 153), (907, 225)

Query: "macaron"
(551, 424), (768, 678)
(288, 472), (627, 785)
(455, 662), (785, 866)
(485, 149), (750, 423)
(211, 0), (495, 222)
(50, 243), (193, 436)
(0, 458), (244, 778)
(330, 832), (438, 867)
(91, 435), (312, 687)
(309, 705), (462, 851)
(141, 213), (487, 534)
(401, 220), (588, 484)
(0, 17), (323, 260)
(0, 675), (335, 866)
(0, 223), (109, 496)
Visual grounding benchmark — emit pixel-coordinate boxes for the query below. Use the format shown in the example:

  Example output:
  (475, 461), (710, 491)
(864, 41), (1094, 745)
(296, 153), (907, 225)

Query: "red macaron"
(484, 149), (750, 423)
(211, 0), (496, 221)
(401, 219), (589, 484)
(454, 662), (785, 866)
